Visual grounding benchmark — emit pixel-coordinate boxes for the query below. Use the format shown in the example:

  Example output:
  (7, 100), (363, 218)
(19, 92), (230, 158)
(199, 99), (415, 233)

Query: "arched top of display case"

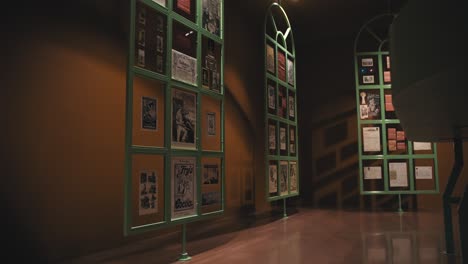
(265, 3), (295, 55)
(354, 13), (396, 53)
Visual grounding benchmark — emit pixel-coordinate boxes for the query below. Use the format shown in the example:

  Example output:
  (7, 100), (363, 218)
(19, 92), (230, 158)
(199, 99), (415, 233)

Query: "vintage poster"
(269, 124), (276, 151)
(363, 166), (382, 179)
(289, 161), (298, 193)
(171, 157), (196, 219)
(202, 38), (221, 92)
(142, 96), (157, 130)
(153, 0), (166, 7)
(360, 92), (380, 119)
(363, 75), (375, 84)
(203, 164), (219, 184)
(277, 51), (286, 81)
(389, 162), (408, 187)
(202, 0), (221, 35)
(172, 49), (197, 86)
(201, 191), (221, 206)
(289, 127), (296, 154)
(172, 89), (197, 149)
(288, 92), (295, 119)
(388, 128), (396, 140)
(278, 86), (287, 118)
(415, 166), (433, 179)
(396, 131), (405, 141)
(177, 0), (191, 15)
(413, 142), (432, 151)
(207, 112), (216, 136)
(266, 44), (275, 74)
(384, 71), (391, 83)
(279, 161), (289, 195)
(360, 105), (369, 119)
(139, 170), (158, 215)
(287, 58), (294, 85)
(280, 127), (287, 150)
(397, 142), (406, 151)
(388, 140), (397, 151)
(363, 127), (381, 152)
(268, 84), (276, 110)
(269, 164), (278, 194)
(361, 58), (373, 67)
(137, 49), (145, 67)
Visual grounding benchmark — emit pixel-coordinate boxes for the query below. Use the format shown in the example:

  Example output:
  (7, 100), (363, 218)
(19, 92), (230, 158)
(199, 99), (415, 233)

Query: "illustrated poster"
(277, 51), (286, 81)
(269, 124), (276, 151)
(139, 170), (158, 215)
(142, 96), (157, 130)
(171, 157), (196, 219)
(287, 58), (294, 85)
(266, 44), (275, 74)
(207, 112), (216, 136)
(288, 92), (295, 119)
(172, 49), (197, 86)
(389, 162), (408, 187)
(202, 0), (221, 36)
(172, 89), (197, 149)
(268, 84), (276, 111)
(289, 161), (298, 193)
(280, 127), (287, 151)
(203, 164), (219, 184)
(279, 161), (288, 195)
(269, 164), (278, 194)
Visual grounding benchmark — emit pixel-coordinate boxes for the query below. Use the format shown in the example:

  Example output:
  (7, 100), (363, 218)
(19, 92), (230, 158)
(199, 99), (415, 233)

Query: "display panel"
(287, 57), (294, 86)
(135, 2), (167, 74)
(132, 76), (165, 147)
(414, 159), (436, 191)
(172, 88), (197, 149)
(266, 43), (275, 75)
(288, 90), (295, 121)
(171, 157), (197, 219)
(279, 122), (287, 156)
(278, 85), (287, 119)
(132, 154), (165, 227)
(289, 125), (296, 156)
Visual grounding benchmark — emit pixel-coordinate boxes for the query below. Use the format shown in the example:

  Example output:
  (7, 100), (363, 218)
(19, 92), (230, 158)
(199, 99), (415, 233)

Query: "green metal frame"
(264, 2), (300, 208)
(354, 14), (439, 202)
(124, 0), (225, 238)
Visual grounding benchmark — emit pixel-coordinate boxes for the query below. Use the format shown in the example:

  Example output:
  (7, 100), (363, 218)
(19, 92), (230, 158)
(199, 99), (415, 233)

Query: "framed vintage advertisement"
(202, 37), (221, 92)
(268, 122), (277, 155)
(207, 112), (216, 136)
(202, 0), (221, 36)
(289, 126), (296, 155)
(139, 170), (158, 216)
(172, 89), (197, 149)
(174, 0), (195, 22)
(172, 50), (197, 86)
(389, 162), (408, 187)
(201, 158), (222, 214)
(359, 91), (380, 119)
(171, 157), (197, 219)
(279, 161), (288, 196)
(362, 127), (381, 152)
(289, 161), (298, 193)
(278, 86), (287, 118)
(288, 90), (295, 120)
(268, 82), (276, 113)
(277, 51), (286, 81)
(266, 44), (275, 74)
(141, 96), (157, 130)
(280, 126), (287, 151)
(269, 163), (278, 195)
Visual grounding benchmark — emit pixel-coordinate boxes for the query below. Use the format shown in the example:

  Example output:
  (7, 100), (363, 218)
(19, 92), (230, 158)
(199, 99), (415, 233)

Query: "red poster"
(278, 51), (286, 81)
(177, 0), (191, 15)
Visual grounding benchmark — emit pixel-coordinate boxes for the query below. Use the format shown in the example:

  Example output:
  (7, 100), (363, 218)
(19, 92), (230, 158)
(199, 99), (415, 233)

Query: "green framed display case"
(354, 14), (439, 208)
(264, 2), (299, 207)
(123, 0), (225, 244)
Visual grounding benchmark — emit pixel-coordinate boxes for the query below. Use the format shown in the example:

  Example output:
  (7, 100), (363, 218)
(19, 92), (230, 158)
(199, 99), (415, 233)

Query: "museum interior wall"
(1, 0), (467, 262)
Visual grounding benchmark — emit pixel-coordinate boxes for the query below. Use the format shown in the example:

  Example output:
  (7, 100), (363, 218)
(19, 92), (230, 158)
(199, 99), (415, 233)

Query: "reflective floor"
(68, 209), (464, 264)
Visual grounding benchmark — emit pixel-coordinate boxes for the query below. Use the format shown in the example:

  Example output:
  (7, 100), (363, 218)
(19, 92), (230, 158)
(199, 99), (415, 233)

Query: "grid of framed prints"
(265, 3), (299, 201)
(125, 0), (224, 235)
(354, 15), (439, 196)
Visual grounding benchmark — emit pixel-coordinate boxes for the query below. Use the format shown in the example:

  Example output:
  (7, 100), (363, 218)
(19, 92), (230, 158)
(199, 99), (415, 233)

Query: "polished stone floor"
(68, 209), (463, 264)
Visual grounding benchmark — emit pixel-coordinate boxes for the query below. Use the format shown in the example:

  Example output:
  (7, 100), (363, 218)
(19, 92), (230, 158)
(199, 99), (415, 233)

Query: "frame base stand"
(179, 253), (191, 261)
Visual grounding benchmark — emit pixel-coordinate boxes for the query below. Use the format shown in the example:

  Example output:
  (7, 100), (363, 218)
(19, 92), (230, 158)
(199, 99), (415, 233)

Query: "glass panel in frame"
(132, 154), (165, 227)
(362, 159), (384, 192)
(266, 41), (276, 75)
(202, 0), (221, 36)
(172, 88), (197, 149)
(171, 156), (197, 220)
(132, 76), (165, 147)
(288, 90), (295, 121)
(201, 95), (221, 151)
(287, 56), (294, 86)
(135, 2), (167, 74)
(201, 36), (221, 93)
(172, 21), (197, 85)
(201, 157), (222, 214)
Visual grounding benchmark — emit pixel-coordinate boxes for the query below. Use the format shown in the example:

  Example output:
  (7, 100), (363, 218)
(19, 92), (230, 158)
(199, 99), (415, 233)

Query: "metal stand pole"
(443, 134), (464, 256)
(283, 198), (288, 218)
(179, 224), (191, 261)
(398, 194), (404, 214)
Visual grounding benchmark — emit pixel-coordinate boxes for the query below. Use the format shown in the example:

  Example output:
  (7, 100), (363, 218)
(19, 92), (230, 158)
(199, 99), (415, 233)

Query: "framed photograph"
(363, 75), (375, 84)
(203, 164), (219, 184)
(201, 191), (221, 207)
(266, 44), (275, 74)
(171, 157), (197, 219)
(207, 112), (216, 136)
(360, 104), (369, 119)
(277, 51), (286, 81)
(289, 161), (298, 193)
(202, 0), (221, 36)
(280, 127), (287, 151)
(172, 50), (197, 86)
(287, 58), (294, 85)
(269, 163), (278, 194)
(142, 96), (157, 130)
(139, 170), (158, 216)
(279, 161), (288, 196)
(172, 89), (197, 149)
